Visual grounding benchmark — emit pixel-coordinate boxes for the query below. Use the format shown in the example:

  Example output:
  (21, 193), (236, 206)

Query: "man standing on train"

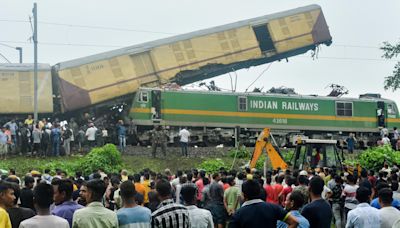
(179, 127), (190, 157)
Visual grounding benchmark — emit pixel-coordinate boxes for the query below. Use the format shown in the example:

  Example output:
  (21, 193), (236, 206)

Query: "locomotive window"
(138, 91), (148, 103)
(238, 96), (247, 111)
(388, 104), (396, 115)
(336, 102), (353, 116)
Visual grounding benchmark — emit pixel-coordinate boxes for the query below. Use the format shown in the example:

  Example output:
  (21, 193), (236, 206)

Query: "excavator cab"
(249, 128), (343, 171)
(291, 139), (343, 170)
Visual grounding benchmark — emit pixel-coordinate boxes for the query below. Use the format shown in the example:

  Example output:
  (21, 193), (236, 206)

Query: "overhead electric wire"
(0, 42), (17, 49)
(0, 19), (392, 50)
(0, 52), (11, 63)
(0, 19), (176, 35)
(245, 63), (273, 92)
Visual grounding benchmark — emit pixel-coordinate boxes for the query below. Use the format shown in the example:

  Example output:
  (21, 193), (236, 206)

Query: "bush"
(79, 144), (123, 175)
(228, 146), (250, 159)
(282, 150), (294, 163)
(198, 158), (227, 174)
(359, 145), (395, 171)
(38, 160), (81, 176)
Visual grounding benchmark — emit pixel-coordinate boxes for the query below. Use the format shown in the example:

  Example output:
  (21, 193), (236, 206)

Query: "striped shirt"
(151, 199), (190, 228)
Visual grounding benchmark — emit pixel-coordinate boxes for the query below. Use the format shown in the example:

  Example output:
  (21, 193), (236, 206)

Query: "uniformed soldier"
(151, 125), (168, 158)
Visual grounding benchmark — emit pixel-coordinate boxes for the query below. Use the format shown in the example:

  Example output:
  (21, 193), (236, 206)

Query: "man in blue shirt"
(229, 180), (298, 228)
(51, 124), (61, 156)
(117, 181), (151, 228)
(278, 191), (310, 228)
(301, 176), (332, 228)
(370, 182), (400, 209)
(117, 120), (127, 153)
(51, 179), (84, 227)
(346, 186), (380, 228)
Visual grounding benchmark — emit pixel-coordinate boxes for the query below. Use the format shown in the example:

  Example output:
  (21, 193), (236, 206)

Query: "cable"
(0, 19), (176, 35)
(0, 42), (17, 49)
(0, 52), (11, 63)
(0, 40), (396, 62)
(0, 40), (124, 48)
(0, 19), (391, 50)
(245, 63), (273, 92)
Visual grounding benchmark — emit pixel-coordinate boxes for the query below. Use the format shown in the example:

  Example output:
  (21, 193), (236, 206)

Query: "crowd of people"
(0, 163), (400, 228)
(0, 115), (129, 160)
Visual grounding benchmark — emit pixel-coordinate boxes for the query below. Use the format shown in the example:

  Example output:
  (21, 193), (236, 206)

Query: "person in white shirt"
(85, 123), (97, 148)
(345, 186), (380, 228)
(382, 135), (391, 145)
(381, 126), (389, 138)
(19, 183), (69, 228)
(179, 127), (190, 157)
(378, 188), (400, 228)
(181, 183), (214, 228)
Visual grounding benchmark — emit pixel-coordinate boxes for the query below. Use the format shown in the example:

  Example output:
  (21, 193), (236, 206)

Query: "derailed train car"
(130, 88), (400, 146)
(52, 4), (331, 113)
(0, 64), (53, 119)
(0, 4), (332, 121)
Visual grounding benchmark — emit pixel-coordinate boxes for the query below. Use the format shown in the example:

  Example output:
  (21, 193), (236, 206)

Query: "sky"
(1, 0), (400, 105)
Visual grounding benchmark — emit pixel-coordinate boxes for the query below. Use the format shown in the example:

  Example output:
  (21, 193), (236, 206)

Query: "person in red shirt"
(368, 170), (377, 188)
(264, 175), (276, 204)
(279, 176), (294, 207)
(273, 175), (284, 205)
(195, 170), (206, 204)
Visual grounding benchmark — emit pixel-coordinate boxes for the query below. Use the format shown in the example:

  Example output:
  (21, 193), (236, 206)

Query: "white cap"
(299, 170), (308, 176)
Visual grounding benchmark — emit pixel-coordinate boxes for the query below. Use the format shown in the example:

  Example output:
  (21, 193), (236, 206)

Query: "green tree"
(381, 41), (400, 90)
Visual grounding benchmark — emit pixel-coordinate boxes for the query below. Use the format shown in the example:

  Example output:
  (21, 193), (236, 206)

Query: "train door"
(377, 101), (385, 127)
(252, 24), (276, 55)
(151, 90), (162, 121)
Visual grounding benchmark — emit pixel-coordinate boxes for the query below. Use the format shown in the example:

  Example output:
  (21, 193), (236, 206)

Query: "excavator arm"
(249, 128), (288, 170)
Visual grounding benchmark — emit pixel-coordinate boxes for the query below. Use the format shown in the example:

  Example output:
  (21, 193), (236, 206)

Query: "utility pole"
(16, 47), (22, 63)
(33, 3), (38, 122)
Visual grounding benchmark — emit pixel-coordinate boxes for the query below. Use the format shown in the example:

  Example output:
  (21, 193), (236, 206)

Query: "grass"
(0, 154), (247, 177)
(0, 148), (361, 177)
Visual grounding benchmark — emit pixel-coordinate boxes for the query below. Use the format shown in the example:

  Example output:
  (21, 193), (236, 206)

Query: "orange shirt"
(134, 183), (146, 197)
(142, 180), (151, 204)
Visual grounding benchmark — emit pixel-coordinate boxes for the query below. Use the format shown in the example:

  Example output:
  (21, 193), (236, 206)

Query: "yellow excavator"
(249, 128), (288, 170)
(249, 128), (344, 171)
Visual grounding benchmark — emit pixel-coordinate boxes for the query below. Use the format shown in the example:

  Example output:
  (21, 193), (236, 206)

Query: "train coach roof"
(55, 4), (322, 70)
(138, 87), (396, 103)
(0, 63), (51, 71)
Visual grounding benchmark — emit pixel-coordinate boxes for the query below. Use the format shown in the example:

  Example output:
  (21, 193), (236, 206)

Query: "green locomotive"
(130, 88), (400, 147)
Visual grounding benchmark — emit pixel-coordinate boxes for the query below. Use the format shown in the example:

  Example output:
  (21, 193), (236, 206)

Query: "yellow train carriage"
(54, 4), (331, 112)
(0, 64), (53, 114)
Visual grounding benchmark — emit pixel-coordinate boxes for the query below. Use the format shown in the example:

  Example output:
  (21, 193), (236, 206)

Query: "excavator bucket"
(249, 128), (288, 170)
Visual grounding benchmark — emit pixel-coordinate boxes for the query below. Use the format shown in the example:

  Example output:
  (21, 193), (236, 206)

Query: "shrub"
(359, 145), (395, 171)
(79, 144), (123, 175)
(228, 146), (250, 159)
(282, 150), (294, 163)
(198, 158), (227, 173)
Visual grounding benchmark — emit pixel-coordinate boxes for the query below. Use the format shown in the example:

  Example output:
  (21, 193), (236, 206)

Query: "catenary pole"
(33, 3), (38, 122)
(16, 47), (22, 63)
